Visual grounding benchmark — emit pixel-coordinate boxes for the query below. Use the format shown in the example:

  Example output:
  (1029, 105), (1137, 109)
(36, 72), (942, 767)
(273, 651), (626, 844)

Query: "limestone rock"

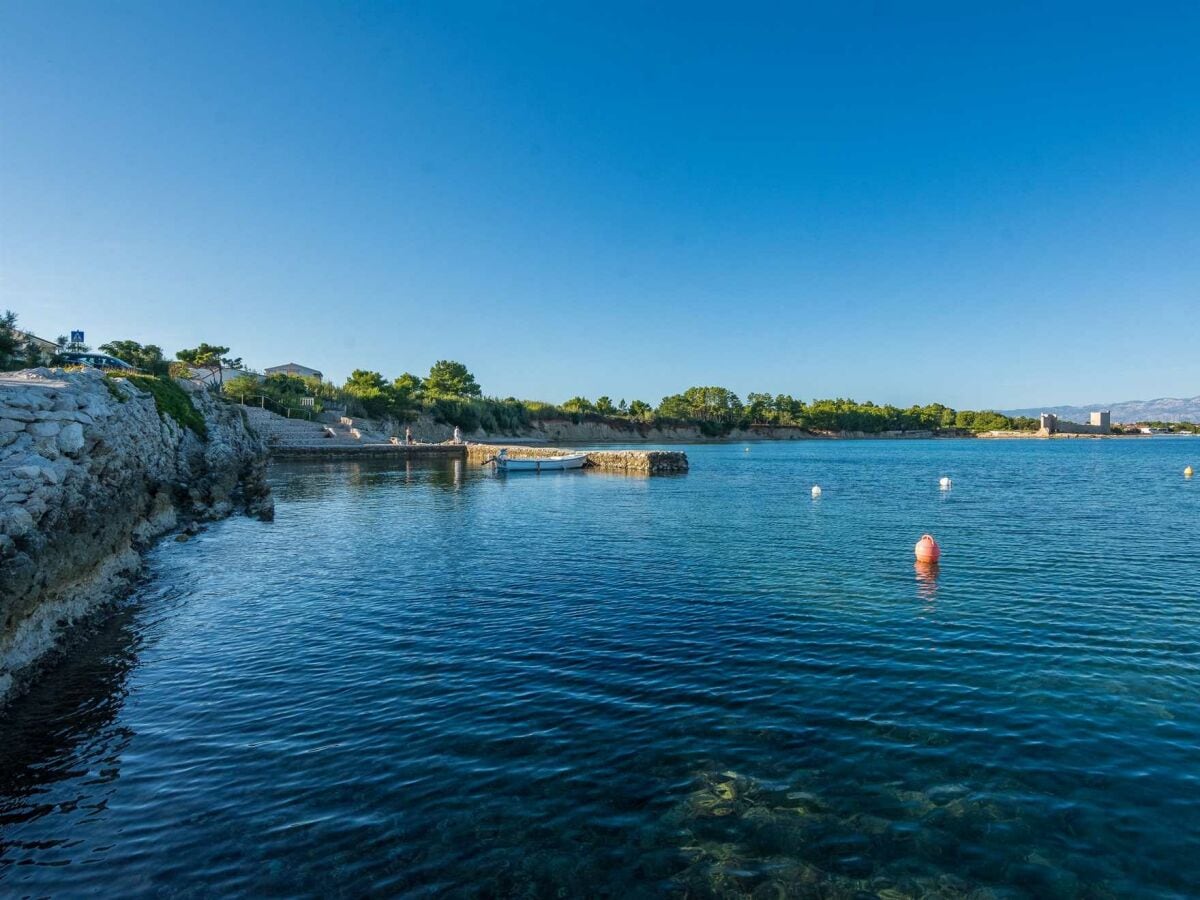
(26, 421), (61, 439)
(57, 422), (85, 454)
(0, 367), (272, 709)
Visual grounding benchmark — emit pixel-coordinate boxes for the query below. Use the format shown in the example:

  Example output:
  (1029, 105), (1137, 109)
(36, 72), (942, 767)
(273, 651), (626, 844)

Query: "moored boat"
(492, 448), (587, 471)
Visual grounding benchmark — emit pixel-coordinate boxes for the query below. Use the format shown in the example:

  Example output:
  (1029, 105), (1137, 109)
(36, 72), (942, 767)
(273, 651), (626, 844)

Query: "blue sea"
(2, 439), (1198, 897)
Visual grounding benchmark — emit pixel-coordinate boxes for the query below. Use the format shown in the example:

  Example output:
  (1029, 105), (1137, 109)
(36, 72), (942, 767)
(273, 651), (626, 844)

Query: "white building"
(13, 330), (59, 358)
(264, 362), (323, 381)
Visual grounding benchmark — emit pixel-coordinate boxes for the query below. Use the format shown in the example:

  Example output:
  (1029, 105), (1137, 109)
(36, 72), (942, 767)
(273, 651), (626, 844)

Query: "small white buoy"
(939, 476), (952, 490)
(811, 485), (822, 498)
(744, 447), (750, 452)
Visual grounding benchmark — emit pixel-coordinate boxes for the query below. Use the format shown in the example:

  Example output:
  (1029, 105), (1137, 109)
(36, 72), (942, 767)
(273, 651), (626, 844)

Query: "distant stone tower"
(1090, 411), (1111, 431)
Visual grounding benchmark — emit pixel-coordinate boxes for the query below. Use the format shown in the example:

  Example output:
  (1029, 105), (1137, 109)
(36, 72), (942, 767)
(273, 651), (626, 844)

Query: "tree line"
(0, 308), (1051, 435)
(232, 362), (1041, 435)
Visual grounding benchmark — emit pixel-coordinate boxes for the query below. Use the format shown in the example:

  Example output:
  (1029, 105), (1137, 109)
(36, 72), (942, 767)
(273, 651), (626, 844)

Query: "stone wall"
(465, 443), (688, 475)
(272, 444), (464, 460)
(0, 368), (272, 708)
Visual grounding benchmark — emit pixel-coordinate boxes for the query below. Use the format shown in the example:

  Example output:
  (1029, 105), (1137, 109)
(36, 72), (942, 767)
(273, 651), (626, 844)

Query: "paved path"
(0, 375), (69, 390)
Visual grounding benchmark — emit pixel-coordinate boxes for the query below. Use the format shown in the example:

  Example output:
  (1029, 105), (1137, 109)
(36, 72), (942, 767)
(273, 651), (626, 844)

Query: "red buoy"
(914, 533), (940, 563)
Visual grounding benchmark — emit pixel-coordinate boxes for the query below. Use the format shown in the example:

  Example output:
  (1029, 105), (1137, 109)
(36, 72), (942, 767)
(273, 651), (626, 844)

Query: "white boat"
(493, 448), (587, 471)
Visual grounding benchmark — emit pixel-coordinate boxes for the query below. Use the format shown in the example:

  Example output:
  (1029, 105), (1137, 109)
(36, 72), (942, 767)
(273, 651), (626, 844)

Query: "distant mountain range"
(1003, 396), (1200, 424)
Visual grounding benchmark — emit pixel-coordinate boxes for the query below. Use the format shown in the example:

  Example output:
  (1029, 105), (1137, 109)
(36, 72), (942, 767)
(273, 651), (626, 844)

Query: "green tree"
(561, 396), (595, 415)
(746, 392), (773, 424)
(224, 373), (265, 400)
(594, 396), (616, 416)
(393, 372), (424, 398)
(176, 343), (241, 385)
(523, 400), (562, 420)
(0, 312), (57, 370)
(425, 360), (481, 399)
(390, 375), (421, 421)
(964, 410), (1013, 433)
(0, 311), (17, 370)
(627, 400), (653, 421)
(343, 369), (392, 418)
(656, 393), (691, 420)
(337, 370), (418, 421)
(99, 339), (170, 376)
(56, 334), (90, 353)
(675, 386), (743, 423)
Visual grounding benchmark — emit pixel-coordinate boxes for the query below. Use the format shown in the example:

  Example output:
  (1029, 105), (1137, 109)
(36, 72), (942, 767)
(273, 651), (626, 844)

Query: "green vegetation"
(423, 360), (481, 399)
(1, 310), (60, 370)
(56, 335), (89, 353)
(1118, 420), (1200, 434)
(101, 376), (128, 404)
(224, 372), (336, 417)
(427, 397), (532, 433)
(0, 311), (18, 370)
(175, 343), (241, 384)
(640, 390), (1037, 434)
(0, 306), (1053, 437)
(109, 372), (207, 438)
(338, 369), (418, 420)
(99, 339), (170, 376)
(314, 360), (1040, 436)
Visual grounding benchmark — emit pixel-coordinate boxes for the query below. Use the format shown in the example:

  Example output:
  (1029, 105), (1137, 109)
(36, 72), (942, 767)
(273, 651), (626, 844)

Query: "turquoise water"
(2, 439), (1198, 897)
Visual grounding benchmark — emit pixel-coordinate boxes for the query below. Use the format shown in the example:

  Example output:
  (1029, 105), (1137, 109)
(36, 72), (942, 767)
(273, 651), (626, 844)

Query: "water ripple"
(1, 439), (1198, 897)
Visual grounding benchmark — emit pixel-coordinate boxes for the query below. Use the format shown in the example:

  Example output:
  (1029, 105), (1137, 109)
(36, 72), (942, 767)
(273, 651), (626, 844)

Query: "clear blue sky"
(2, 1), (1197, 408)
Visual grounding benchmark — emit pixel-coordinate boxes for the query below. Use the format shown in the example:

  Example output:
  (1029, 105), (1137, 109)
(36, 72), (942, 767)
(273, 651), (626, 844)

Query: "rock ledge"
(0, 368), (272, 708)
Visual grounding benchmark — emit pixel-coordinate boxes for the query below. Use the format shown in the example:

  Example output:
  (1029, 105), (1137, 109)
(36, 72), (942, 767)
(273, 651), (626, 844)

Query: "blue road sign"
(70, 330), (85, 343)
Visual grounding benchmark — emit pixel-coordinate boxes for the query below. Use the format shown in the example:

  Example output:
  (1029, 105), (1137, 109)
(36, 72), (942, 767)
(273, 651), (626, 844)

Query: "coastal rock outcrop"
(0, 368), (272, 707)
(357, 412), (820, 445)
(367, 414), (943, 445)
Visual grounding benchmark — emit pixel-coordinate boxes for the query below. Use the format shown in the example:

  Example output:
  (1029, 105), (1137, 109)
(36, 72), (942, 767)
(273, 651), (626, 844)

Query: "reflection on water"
(0, 597), (144, 862)
(2, 440), (1199, 896)
(913, 560), (939, 602)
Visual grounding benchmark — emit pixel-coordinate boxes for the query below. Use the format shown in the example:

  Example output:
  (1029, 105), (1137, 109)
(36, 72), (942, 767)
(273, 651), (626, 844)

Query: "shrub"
(110, 372), (207, 438)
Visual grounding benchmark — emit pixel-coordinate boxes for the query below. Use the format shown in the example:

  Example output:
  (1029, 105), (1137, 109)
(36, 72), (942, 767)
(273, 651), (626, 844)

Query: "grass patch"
(108, 372), (207, 438)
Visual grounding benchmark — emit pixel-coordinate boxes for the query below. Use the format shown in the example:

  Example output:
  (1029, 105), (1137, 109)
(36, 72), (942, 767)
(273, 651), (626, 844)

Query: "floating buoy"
(744, 447), (750, 452)
(914, 533), (940, 563)
(939, 476), (952, 490)
(1186, 466), (1194, 478)
(811, 485), (822, 498)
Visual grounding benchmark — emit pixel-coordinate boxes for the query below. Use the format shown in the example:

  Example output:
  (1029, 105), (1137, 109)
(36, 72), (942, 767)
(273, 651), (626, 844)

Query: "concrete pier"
(465, 443), (688, 475)
(266, 436), (688, 475)
(270, 444), (464, 461)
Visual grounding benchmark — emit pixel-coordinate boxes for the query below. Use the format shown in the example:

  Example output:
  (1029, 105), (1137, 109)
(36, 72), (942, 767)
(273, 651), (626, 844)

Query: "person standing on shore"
(453, 426), (462, 444)
(405, 426), (413, 445)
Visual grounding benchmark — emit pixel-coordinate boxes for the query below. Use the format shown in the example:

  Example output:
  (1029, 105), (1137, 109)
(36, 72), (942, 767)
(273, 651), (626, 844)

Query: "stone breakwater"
(271, 444), (465, 460)
(465, 443), (689, 475)
(0, 368), (272, 708)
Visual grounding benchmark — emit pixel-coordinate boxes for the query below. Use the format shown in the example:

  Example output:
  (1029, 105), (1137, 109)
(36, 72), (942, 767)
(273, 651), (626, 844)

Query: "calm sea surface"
(2, 439), (1198, 898)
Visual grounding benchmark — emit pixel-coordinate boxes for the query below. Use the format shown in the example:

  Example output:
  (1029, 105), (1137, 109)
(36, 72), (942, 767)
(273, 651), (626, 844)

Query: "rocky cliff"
(396, 414), (938, 444)
(0, 368), (272, 707)
(380, 414), (822, 445)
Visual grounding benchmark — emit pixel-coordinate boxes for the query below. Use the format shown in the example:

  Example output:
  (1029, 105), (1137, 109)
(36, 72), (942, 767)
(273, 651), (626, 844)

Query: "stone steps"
(240, 407), (366, 448)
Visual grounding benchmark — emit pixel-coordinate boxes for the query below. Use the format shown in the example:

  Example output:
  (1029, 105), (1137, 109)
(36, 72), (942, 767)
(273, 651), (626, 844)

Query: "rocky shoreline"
(349, 413), (971, 445)
(0, 368), (272, 709)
